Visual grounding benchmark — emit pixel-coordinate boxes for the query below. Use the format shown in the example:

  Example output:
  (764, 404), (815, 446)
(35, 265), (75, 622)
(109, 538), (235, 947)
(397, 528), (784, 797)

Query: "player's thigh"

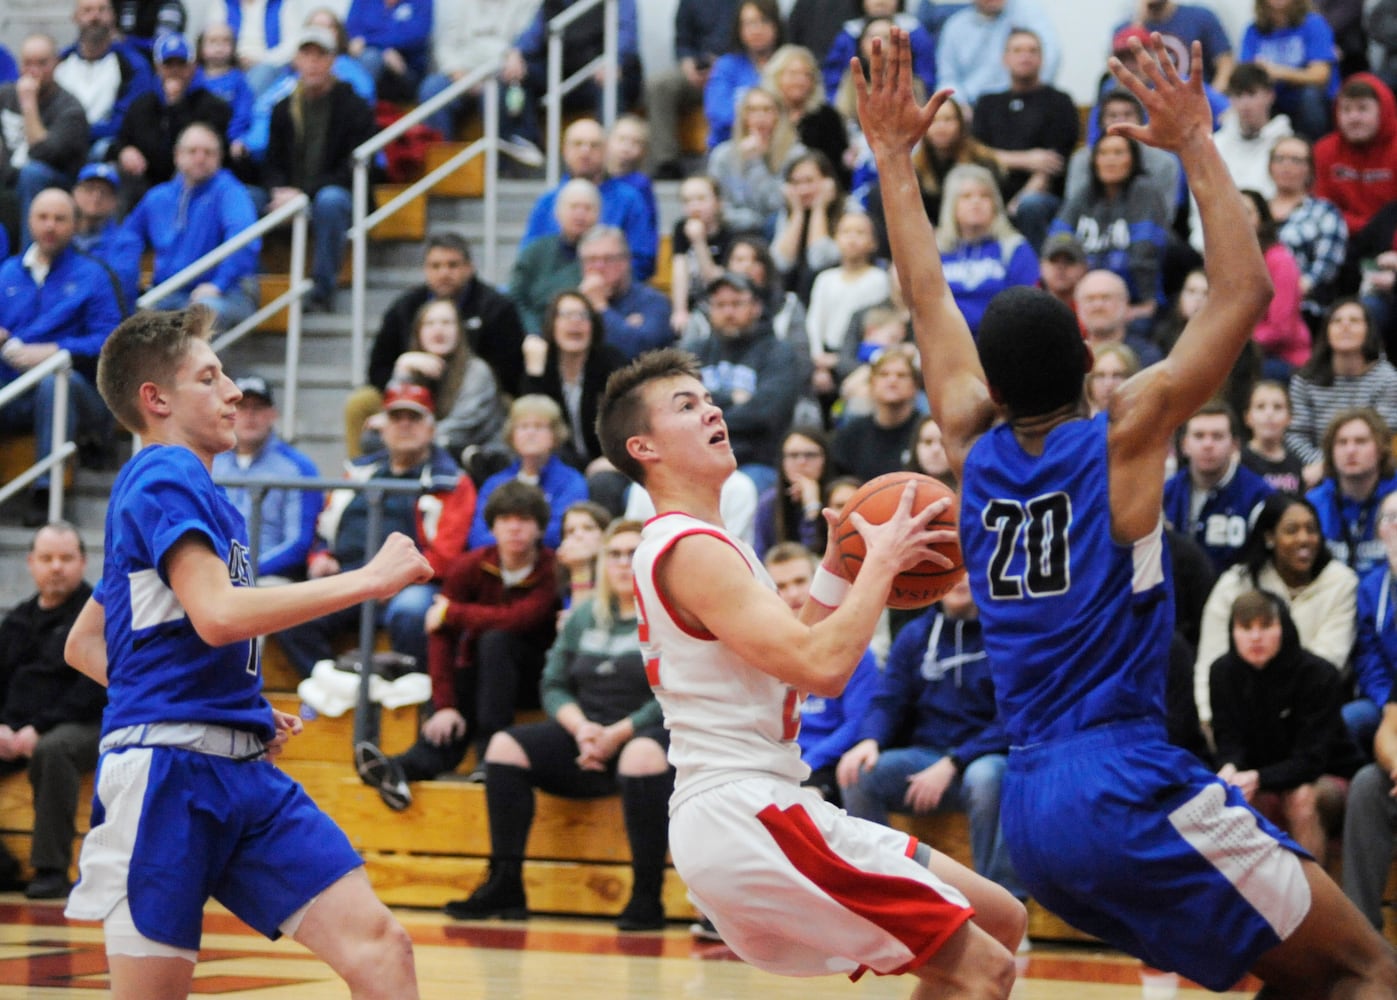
(923, 846), (1026, 952)
(108, 955), (195, 1000)
(291, 868), (412, 975)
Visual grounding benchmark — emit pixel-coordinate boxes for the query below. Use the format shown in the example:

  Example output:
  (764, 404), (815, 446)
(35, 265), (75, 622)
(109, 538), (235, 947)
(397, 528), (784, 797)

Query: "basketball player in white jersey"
(596, 349), (1026, 998)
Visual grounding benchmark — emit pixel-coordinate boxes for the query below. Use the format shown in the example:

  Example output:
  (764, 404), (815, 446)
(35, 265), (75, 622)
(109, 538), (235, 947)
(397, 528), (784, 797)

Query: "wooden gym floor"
(0, 897), (1256, 998)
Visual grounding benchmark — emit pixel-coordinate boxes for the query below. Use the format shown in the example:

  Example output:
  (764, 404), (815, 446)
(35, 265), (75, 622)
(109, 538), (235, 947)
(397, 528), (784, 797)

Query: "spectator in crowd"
(788, 0), (859, 65)
(345, 0), (432, 103)
(763, 44), (848, 187)
(509, 178), (597, 335)
(836, 576), (1024, 903)
(114, 122), (259, 331)
(704, 0), (784, 151)
(1242, 379), (1306, 494)
(935, 164), (1039, 337)
(0, 35), (89, 251)
(1286, 298), (1397, 482)
(1065, 87), (1180, 229)
(1349, 489), (1397, 756)
(53, 0), (153, 160)
(196, 22), (256, 168)
(211, 375), (321, 583)
(1241, 188), (1310, 380)
(264, 25), (377, 312)
(621, 466), (762, 547)
(754, 426), (830, 559)
(1212, 590), (1359, 869)
(468, 395), (588, 551)
(644, 0), (740, 179)
(1085, 342), (1141, 418)
(684, 271), (800, 492)
(935, 0), (1060, 108)
(829, 15), (896, 130)
(1165, 401), (1277, 575)
(518, 290), (626, 476)
(1113, 0), (1235, 88)
(1306, 407), (1397, 577)
(1267, 134), (1347, 322)
(1313, 73), (1397, 234)
(771, 149), (844, 306)
(441, 518), (672, 930)
(0, 190), (122, 527)
(806, 210), (889, 399)
(499, 0), (642, 152)
(69, 162), (135, 308)
(554, 500), (610, 615)
(575, 226), (672, 361)
(355, 481), (559, 807)
(1194, 492), (1359, 726)
(275, 383), (463, 678)
(205, 0), (306, 96)
(669, 175), (733, 337)
(113, 32), (234, 212)
(1151, 266), (1209, 352)
(1074, 269), (1163, 368)
(706, 86), (788, 235)
(906, 413), (955, 487)
(604, 115), (659, 242)
(822, 0), (935, 99)
(721, 234), (812, 365)
(1341, 648), (1397, 926)
(834, 305), (912, 418)
(972, 27), (1079, 253)
(0, 522), (104, 900)
(834, 258), (912, 384)
(520, 119), (656, 280)
(830, 344), (921, 482)
(416, 0), (537, 139)
(114, 0), (186, 54)
(1240, 0), (1338, 141)
(1037, 231), (1088, 311)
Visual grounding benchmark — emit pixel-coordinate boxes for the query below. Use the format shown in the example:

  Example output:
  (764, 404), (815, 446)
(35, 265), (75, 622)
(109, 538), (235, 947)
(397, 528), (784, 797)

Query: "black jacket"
(519, 339), (627, 467)
(0, 583), (105, 733)
(114, 85), (231, 186)
(264, 80), (376, 196)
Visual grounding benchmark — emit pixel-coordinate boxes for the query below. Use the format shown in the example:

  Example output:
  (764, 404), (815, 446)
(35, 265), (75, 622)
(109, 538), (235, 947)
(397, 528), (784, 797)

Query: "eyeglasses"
(1271, 154), (1309, 165)
(555, 308), (591, 320)
(605, 548), (637, 562)
(580, 253), (627, 265)
(1380, 514), (1397, 525)
(783, 450), (822, 460)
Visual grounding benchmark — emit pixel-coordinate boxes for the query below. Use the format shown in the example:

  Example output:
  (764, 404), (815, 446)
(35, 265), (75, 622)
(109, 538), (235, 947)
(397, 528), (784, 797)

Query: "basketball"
(832, 471), (965, 610)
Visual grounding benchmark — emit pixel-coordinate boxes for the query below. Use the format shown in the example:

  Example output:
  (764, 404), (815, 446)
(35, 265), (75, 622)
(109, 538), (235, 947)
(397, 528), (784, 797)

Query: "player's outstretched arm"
(856, 28), (995, 479)
(65, 597), (108, 686)
(165, 531), (433, 647)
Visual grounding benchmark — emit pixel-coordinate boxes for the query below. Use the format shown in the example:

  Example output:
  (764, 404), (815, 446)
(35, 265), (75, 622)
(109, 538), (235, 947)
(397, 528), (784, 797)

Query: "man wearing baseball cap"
(212, 376), (323, 584)
(71, 163), (137, 307)
(1038, 233), (1088, 312)
(1108, 2), (1234, 89)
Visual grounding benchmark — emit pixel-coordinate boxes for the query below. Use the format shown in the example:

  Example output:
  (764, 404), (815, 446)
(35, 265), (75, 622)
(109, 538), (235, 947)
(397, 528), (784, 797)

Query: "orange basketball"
(832, 471), (965, 610)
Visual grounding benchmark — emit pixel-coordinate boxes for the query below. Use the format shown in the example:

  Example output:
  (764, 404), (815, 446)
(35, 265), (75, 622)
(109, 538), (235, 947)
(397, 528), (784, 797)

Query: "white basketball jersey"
(633, 513), (809, 808)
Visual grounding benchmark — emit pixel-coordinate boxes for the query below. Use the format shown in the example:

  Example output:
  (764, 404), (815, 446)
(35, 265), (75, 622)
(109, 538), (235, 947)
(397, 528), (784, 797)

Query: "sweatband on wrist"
(809, 565), (852, 607)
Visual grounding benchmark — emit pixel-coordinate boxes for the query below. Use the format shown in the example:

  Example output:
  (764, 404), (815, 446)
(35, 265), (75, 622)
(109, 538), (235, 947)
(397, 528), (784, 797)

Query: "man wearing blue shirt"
(1306, 407), (1397, 578)
(576, 226), (672, 360)
(934, 0), (1060, 108)
(1114, 0), (1235, 90)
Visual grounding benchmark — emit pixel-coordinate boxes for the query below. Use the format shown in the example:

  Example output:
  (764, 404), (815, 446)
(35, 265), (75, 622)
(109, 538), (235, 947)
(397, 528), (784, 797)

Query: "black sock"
(620, 772), (672, 902)
(484, 762), (536, 861)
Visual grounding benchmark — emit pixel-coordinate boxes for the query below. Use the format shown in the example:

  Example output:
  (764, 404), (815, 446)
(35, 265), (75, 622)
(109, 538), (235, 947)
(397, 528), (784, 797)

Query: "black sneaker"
(354, 741), (412, 811)
(443, 862), (527, 920)
(616, 896), (665, 931)
(24, 869), (72, 900)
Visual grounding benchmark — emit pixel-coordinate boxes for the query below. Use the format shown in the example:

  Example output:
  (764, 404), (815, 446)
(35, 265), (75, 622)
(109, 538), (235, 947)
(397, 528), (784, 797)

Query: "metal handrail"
(0, 349), (74, 521)
(544, 0), (619, 185)
(137, 193), (312, 440)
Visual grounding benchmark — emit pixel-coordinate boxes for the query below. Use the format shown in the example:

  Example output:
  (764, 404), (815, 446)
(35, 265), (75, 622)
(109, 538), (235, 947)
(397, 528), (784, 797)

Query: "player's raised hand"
(1106, 36), (1211, 154)
(362, 531), (434, 599)
(855, 27), (954, 160)
(848, 484), (957, 573)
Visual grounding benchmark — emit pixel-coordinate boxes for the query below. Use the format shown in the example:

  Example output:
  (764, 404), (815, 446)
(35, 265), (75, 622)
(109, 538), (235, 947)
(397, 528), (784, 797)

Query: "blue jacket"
(600, 281), (674, 360)
(860, 605), (1008, 766)
(73, 218), (138, 309)
(703, 52), (761, 149)
(798, 649), (877, 771)
(823, 14), (935, 97)
(468, 454), (588, 550)
(942, 236), (1039, 336)
(114, 168), (260, 294)
(346, 0), (434, 76)
(200, 68), (255, 144)
(1163, 462), (1275, 573)
(522, 176), (658, 280)
(212, 434), (322, 579)
(0, 246), (124, 383)
(1356, 561), (1397, 708)
(1307, 476), (1397, 578)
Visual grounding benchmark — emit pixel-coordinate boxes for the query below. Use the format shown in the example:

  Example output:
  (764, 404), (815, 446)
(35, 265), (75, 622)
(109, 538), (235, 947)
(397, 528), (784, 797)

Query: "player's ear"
(626, 434), (656, 466)
(138, 380), (171, 419)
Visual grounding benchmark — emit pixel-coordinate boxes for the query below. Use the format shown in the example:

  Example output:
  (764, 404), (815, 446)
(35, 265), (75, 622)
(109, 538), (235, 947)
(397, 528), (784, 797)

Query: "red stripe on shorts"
(756, 802), (973, 977)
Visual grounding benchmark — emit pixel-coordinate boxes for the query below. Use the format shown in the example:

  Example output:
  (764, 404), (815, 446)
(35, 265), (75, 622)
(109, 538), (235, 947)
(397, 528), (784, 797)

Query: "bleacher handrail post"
(0, 350), (75, 514)
(544, 0), (618, 186)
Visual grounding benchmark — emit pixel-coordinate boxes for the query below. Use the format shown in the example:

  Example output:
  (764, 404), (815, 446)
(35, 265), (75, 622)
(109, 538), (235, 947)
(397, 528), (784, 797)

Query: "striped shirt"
(1285, 359), (1397, 465)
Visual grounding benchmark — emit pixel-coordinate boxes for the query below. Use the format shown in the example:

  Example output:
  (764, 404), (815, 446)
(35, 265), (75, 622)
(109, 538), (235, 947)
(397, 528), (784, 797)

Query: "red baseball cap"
(1113, 25), (1152, 55)
(383, 383), (434, 417)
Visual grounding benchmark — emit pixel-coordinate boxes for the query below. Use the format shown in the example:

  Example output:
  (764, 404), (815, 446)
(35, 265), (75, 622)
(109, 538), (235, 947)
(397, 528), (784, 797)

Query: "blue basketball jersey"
(95, 445), (274, 740)
(959, 413), (1173, 746)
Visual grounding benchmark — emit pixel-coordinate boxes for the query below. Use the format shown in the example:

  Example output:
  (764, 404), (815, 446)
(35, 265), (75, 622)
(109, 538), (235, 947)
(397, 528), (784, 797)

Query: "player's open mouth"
(709, 429), (727, 445)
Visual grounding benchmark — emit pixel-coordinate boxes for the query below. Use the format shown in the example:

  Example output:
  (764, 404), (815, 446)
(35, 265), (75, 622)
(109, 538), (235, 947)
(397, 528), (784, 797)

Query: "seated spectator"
(829, 14), (895, 131)
(829, 344), (921, 481)
(934, 0), (1060, 108)
(706, 86), (788, 235)
(1164, 401), (1276, 575)
(264, 25), (377, 312)
(440, 518), (672, 930)
(204, 0), (304, 95)
(1241, 189), (1309, 380)
(771, 149), (844, 305)
(518, 290), (627, 475)
(604, 114), (658, 236)
(113, 33), (234, 212)
(836, 576), (1024, 903)
(508, 178), (597, 335)
(906, 413), (955, 488)
(1151, 267), (1209, 353)
(0, 522), (105, 900)
(417, 0), (539, 139)
(354, 298), (507, 463)
(1112, 0), (1234, 88)
(1285, 298), (1397, 484)
(722, 234), (812, 363)
(468, 395), (588, 551)
(0, 35), (89, 250)
(1267, 135), (1347, 326)
(1350, 490), (1397, 756)
(704, 0), (784, 151)
(274, 383), (463, 678)
(344, 0), (432, 103)
(822, 0), (935, 98)
(576, 225), (672, 361)
(1085, 342), (1140, 417)
(1313, 74), (1397, 235)
(1241, 0), (1337, 141)
(1211, 590), (1359, 867)
(1242, 379), (1306, 494)
(645, 0), (740, 178)
(834, 259), (912, 388)
(211, 375), (321, 583)
(1075, 269), (1163, 369)
(498, 0), (642, 151)
(0, 190), (122, 526)
(196, 24), (256, 175)
(113, 122), (259, 331)
(670, 175), (734, 336)
(935, 164), (1038, 337)
(806, 210), (889, 399)
(1037, 232), (1088, 311)
(754, 426), (830, 559)
(1065, 88), (1180, 230)
(763, 43), (847, 187)
(972, 27), (1079, 253)
(554, 500), (611, 615)
(521, 119), (657, 281)
(70, 162), (136, 308)
(1307, 407), (1397, 577)
(354, 481), (560, 807)
(835, 305), (911, 418)
(1341, 677), (1397, 928)
(1194, 492), (1359, 726)
(54, 0), (154, 161)
(356, 231), (525, 446)
(622, 468), (761, 546)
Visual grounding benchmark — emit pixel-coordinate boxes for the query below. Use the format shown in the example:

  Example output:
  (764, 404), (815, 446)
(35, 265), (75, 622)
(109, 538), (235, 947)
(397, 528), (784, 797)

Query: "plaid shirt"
(1279, 195), (1348, 294)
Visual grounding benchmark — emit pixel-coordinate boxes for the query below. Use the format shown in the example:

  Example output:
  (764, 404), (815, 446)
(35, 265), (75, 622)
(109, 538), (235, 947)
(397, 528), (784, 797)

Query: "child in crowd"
(605, 114), (659, 254)
(837, 305), (910, 419)
(670, 175), (733, 335)
(197, 23), (254, 167)
(1242, 379), (1305, 494)
(806, 210), (889, 399)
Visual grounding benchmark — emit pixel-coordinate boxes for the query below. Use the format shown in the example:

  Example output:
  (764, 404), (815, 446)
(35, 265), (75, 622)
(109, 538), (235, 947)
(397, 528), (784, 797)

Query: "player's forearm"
(797, 563), (900, 697)
(194, 570), (383, 646)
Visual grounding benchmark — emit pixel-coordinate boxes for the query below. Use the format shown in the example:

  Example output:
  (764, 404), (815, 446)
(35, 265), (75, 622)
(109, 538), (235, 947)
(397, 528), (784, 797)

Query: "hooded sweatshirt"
(1313, 72), (1397, 233)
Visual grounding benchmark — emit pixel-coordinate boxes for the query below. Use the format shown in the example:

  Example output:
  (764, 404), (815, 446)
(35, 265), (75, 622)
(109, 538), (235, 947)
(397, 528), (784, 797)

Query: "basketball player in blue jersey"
(860, 28), (1397, 997)
(60, 307), (433, 1000)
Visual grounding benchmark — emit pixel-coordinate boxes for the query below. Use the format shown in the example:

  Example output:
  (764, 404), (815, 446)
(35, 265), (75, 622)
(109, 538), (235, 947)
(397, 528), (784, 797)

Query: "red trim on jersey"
(648, 527), (756, 641)
(645, 657), (661, 686)
(755, 803), (973, 979)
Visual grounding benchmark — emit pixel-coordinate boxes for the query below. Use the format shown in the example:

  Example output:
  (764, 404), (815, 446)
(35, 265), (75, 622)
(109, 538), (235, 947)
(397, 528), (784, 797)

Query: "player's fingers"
(1106, 121), (1149, 144)
(1105, 52), (1152, 104)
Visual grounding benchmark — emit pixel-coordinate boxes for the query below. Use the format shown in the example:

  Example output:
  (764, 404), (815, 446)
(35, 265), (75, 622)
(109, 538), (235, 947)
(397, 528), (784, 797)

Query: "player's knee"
(616, 737), (667, 776)
(483, 731), (528, 767)
(1283, 784), (1318, 822)
(338, 913), (415, 994)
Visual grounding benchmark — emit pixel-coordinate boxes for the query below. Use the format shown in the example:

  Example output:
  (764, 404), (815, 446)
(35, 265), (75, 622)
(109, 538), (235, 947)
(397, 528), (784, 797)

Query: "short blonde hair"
(97, 306), (216, 434)
(506, 393), (569, 448)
